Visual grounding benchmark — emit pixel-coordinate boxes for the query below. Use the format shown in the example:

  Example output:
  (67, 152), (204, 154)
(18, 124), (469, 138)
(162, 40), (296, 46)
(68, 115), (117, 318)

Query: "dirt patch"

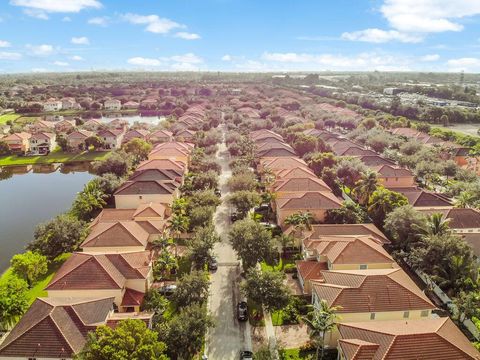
(275, 324), (310, 349)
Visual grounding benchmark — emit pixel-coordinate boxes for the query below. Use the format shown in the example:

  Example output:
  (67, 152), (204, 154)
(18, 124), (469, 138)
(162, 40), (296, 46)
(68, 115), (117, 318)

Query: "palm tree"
(150, 229), (173, 254)
(353, 171), (378, 206)
(303, 300), (341, 360)
(285, 212), (314, 237)
(275, 233), (294, 265)
(422, 213), (451, 237)
(454, 191), (474, 208)
(168, 214), (189, 257)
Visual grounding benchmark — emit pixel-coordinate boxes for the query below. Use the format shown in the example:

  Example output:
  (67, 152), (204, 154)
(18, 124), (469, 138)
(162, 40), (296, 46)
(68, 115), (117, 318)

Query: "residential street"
(206, 130), (252, 359)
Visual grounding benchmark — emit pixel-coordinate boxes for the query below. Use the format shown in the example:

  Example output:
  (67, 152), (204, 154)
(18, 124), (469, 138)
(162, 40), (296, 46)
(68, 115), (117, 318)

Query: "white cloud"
(221, 54), (232, 61)
(121, 13), (183, 34)
(174, 32), (200, 40)
(26, 44), (54, 56)
(10, 0), (102, 13)
(88, 16), (109, 26)
(70, 55), (84, 61)
(341, 28), (422, 43)
(23, 8), (48, 19)
(380, 0), (480, 33)
(62, 16), (71, 22)
(127, 57), (162, 66)
(260, 51), (411, 71)
(0, 40), (11, 48)
(420, 54), (440, 62)
(170, 53), (203, 64)
(71, 36), (89, 45)
(0, 51), (22, 60)
(447, 57), (480, 72)
(53, 60), (68, 66)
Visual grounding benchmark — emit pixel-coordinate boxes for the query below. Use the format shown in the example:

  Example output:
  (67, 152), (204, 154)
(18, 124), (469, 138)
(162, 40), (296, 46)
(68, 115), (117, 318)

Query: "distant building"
(383, 87), (403, 95)
(43, 99), (62, 112)
(104, 99), (122, 111)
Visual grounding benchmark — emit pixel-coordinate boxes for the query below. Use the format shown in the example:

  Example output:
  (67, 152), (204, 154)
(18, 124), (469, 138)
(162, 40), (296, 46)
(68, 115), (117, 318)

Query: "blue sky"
(1, 0), (480, 73)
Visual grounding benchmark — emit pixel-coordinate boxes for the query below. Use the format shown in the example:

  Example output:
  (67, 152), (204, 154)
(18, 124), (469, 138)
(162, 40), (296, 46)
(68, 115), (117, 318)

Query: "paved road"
(206, 130), (252, 359)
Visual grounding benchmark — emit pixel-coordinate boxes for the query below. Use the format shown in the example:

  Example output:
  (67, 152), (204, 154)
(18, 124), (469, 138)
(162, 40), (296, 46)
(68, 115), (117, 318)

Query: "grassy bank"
(0, 150), (110, 166)
(0, 253), (71, 304)
(0, 113), (21, 125)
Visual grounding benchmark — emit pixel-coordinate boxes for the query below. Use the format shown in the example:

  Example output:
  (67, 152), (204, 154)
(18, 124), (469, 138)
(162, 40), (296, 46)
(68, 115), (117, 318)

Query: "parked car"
(208, 257), (218, 271)
(158, 284), (177, 296)
(240, 350), (253, 360)
(237, 301), (248, 321)
(230, 211), (240, 222)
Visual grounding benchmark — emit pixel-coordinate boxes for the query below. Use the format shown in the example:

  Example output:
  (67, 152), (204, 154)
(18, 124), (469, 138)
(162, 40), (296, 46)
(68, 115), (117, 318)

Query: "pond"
(0, 165), (94, 271)
(99, 114), (166, 126)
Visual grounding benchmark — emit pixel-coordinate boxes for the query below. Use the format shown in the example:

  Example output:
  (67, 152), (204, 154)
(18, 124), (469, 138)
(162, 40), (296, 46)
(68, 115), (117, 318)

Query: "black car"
(230, 211), (240, 222)
(240, 350), (253, 360)
(237, 301), (248, 321)
(208, 257), (218, 271)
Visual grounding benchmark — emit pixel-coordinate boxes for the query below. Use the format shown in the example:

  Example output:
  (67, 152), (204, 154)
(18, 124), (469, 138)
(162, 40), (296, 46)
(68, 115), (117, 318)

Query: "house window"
(403, 311), (409, 318)
(139, 195), (143, 200)
(359, 264), (368, 270)
(28, 358), (36, 360)
(421, 310), (429, 317)
(370, 313), (376, 320)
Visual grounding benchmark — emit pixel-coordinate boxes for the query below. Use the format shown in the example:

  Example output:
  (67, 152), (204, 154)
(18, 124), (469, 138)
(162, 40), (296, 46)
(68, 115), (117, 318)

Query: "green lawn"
(280, 348), (337, 360)
(0, 253), (71, 304)
(261, 257), (295, 272)
(0, 150), (110, 166)
(0, 113), (21, 125)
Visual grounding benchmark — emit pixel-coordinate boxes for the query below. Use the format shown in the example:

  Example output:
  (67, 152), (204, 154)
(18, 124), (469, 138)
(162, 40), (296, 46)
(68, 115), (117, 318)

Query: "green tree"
(70, 179), (108, 221)
(122, 138), (152, 164)
(186, 190), (221, 209)
(187, 225), (220, 270)
(229, 218), (274, 270)
(227, 172), (257, 192)
(384, 205), (426, 251)
(188, 205), (214, 230)
(171, 270), (209, 307)
(29, 213), (87, 260)
(158, 304), (214, 360)
(92, 151), (132, 177)
(153, 250), (177, 280)
(336, 158), (367, 192)
(0, 140), (11, 155)
(408, 234), (477, 296)
(303, 300), (341, 360)
(325, 200), (367, 224)
(284, 212), (314, 233)
(76, 319), (168, 360)
(367, 187), (408, 229)
(190, 170), (219, 191)
(228, 190), (261, 218)
(293, 134), (318, 156)
(353, 171), (378, 206)
(242, 268), (290, 313)
(420, 212), (451, 237)
(10, 251), (48, 288)
(141, 289), (169, 325)
(0, 276), (29, 330)
(168, 212), (190, 257)
(306, 152), (337, 176)
(85, 135), (105, 151)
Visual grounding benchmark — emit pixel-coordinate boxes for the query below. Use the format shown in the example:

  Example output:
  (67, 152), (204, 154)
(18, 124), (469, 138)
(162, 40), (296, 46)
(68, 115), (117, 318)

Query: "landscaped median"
(0, 150), (111, 166)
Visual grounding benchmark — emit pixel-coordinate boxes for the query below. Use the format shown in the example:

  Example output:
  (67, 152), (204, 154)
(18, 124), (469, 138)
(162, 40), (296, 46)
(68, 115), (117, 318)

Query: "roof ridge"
(93, 255), (125, 288)
(48, 307), (78, 354)
(47, 254), (91, 288)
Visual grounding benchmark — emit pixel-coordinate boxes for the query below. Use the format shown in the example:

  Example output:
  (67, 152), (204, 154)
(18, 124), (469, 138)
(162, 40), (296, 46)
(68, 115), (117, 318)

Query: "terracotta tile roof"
(312, 269), (435, 313)
(0, 297), (113, 358)
(274, 177), (332, 193)
(299, 224), (389, 244)
(372, 164), (413, 177)
(152, 141), (194, 152)
(46, 251), (151, 291)
(124, 129), (150, 139)
(276, 191), (342, 210)
(394, 188), (452, 207)
(133, 202), (166, 218)
(417, 207), (480, 229)
(137, 158), (186, 172)
(357, 155), (395, 167)
(390, 127), (420, 137)
(296, 260), (328, 282)
(339, 338), (379, 360)
(149, 147), (190, 158)
(30, 132), (55, 140)
(92, 208), (136, 223)
(262, 157), (308, 170)
(149, 129), (173, 138)
(341, 147), (378, 156)
(274, 167), (315, 179)
(121, 288), (145, 306)
(130, 168), (183, 181)
(97, 129), (124, 137)
(67, 129), (93, 139)
(338, 318), (480, 359)
(114, 180), (178, 196)
(250, 129), (284, 141)
(82, 221), (149, 248)
(3, 132), (31, 141)
(254, 137), (287, 146)
(304, 236), (394, 265)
